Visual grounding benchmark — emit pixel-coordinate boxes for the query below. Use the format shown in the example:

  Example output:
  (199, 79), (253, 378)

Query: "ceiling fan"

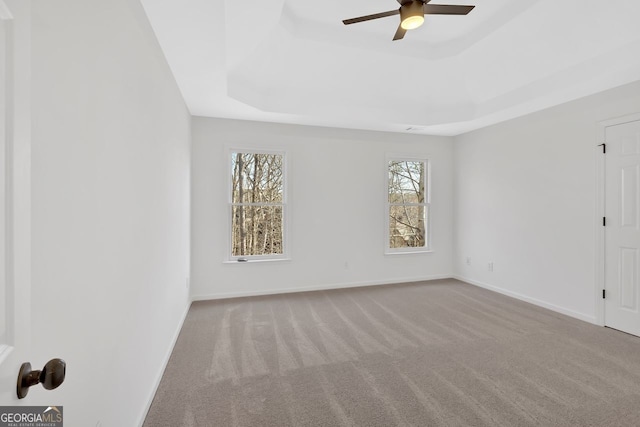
(343, 0), (475, 41)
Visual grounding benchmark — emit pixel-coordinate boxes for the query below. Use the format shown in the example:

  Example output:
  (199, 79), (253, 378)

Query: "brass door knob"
(17, 358), (66, 399)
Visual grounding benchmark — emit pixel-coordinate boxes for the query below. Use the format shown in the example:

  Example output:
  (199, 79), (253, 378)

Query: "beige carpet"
(144, 279), (640, 426)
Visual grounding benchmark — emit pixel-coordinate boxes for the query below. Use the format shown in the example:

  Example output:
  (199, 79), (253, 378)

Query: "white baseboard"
(191, 274), (453, 302)
(137, 299), (191, 427)
(454, 275), (598, 325)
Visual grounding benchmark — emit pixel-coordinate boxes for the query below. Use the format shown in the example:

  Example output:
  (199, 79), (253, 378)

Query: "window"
(229, 151), (286, 261)
(387, 158), (430, 253)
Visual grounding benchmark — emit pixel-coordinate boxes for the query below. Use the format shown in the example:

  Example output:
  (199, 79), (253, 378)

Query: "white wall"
(454, 80), (640, 323)
(29, 1), (190, 425)
(192, 118), (454, 299)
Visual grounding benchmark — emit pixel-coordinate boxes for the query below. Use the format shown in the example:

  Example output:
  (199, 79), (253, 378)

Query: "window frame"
(385, 155), (432, 255)
(226, 148), (289, 262)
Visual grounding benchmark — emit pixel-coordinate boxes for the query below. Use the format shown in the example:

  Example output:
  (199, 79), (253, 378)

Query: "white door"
(604, 118), (640, 337)
(0, 0), (32, 405)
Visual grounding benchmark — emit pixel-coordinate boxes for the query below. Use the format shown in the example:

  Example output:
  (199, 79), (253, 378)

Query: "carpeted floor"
(144, 279), (640, 426)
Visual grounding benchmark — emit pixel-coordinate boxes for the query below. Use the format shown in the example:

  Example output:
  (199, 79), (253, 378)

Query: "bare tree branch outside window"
(231, 152), (284, 257)
(388, 160), (428, 249)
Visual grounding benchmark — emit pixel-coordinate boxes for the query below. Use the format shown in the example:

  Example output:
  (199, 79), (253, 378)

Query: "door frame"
(596, 112), (640, 327)
(0, 0), (31, 384)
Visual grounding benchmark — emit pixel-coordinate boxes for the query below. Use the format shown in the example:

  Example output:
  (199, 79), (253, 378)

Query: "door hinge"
(603, 217), (606, 226)
(603, 289), (606, 299)
(598, 143), (606, 153)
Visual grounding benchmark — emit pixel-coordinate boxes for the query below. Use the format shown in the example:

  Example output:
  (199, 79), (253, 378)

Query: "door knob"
(17, 358), (66, 399)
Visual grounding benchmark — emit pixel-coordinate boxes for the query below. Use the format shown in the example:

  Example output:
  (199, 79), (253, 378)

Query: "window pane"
(232, 205), (283, 256)
(389, 205), (426, 248)
(231, 153), (283, 203)
(388, 160), (425, 203)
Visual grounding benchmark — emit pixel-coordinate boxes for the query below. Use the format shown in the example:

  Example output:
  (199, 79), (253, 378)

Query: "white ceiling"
(140, 0), (640, 135)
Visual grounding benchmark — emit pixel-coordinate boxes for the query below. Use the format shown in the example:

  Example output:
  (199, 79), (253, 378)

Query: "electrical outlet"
(466, 257), (471, 266)
(488, 262), (494, 272)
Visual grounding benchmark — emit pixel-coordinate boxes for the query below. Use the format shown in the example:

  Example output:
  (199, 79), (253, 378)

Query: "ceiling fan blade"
(393, 25), (407, 41)
(343, 9), (399, 25)
(424, 4), (475, 15)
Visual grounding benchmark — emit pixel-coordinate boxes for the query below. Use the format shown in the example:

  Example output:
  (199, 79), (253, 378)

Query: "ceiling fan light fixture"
(400, 1), (425, 30)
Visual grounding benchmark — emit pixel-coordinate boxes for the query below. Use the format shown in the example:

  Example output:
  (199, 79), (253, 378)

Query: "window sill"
(223, 258), (292, 265)
(384, 250), (435, 256)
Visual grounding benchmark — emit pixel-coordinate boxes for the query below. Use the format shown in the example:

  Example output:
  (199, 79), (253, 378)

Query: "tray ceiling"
(140, 0), (640, 135)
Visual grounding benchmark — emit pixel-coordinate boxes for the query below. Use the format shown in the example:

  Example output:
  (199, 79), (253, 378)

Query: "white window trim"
(226, 147), (290, 263)
(385, 154), (432, 255)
